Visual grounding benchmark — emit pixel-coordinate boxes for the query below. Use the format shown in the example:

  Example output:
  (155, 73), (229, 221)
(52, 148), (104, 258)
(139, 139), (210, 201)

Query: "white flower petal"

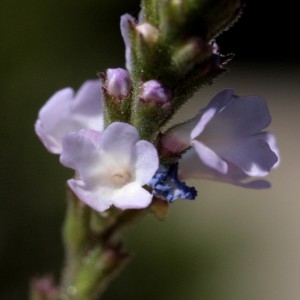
(72, 80), (102, 115)
(190, 108), (216, 140)
(101, 122), (139, 159)
(35, 80), (103, 154)
(68, 179), (113, 212)
(264, 133), (280, 168)
(35, 88), (74, 153)
(134, 140), (159, 184)
(60, 131), (98, 171)
(112, 183), (152, 210)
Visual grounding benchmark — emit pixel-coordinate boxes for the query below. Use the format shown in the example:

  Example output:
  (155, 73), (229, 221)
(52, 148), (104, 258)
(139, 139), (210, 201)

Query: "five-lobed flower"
(161, 89), (279, 188)
(60, 122), (159, 212)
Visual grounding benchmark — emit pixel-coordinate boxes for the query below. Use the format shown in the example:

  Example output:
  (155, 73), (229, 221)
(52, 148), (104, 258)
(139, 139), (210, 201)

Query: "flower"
(35, 80), (103, 154)
(60, 122), (159, 212)
(161, 89), (279, 188)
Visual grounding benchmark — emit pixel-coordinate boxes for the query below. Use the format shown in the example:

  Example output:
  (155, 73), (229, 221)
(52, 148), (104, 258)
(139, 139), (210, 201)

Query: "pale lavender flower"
(161, 89), (279, 188)
(35, 80), (103, 154)
(105, 68), (132, 98)
(140, 80), (171, 106)
(60, 122), (159, 212)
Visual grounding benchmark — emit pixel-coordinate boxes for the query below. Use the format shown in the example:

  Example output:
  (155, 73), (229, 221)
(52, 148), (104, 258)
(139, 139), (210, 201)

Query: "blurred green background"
(1, 1), (299, 299)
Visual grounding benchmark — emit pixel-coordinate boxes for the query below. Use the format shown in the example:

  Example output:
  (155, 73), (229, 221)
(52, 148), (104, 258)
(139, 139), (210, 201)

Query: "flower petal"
(112, 182), (152, 210)
(134, 140), (159, 184)
(160, 90), (234, 154)
(35, 80), (103, 154)
(200, 89), (234, 115)
(192, 140), (228, 174)
(35, 88), (74, 153)
(190, 107), (216, 140)
(212, 133), (278, 176)
(78, 129), (102, 149)
(72, 80), (102, 116)
(203, 94), (271, 138)
(60, 131), (98, 172)
(101, 122), (140, 159)
(179, 149), (271, 189)
(264, 133), (280, 168)
(68, 179), (113, 212)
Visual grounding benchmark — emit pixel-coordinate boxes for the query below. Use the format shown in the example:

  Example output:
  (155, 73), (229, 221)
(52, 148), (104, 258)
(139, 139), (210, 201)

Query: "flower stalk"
(58, 190), (153, 300)
(32, 0), (280, 299)
(30, 190), (155, 300)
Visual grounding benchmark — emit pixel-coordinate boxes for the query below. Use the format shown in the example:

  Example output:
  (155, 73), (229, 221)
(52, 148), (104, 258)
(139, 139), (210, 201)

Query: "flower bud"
(210, 41), (219, 54)
(31, 276), (59, 299)
(172, 38), (208, 72)
(136, 23), (160, 44)
(105, 68), (132, 98)
(140, 80), (171, 105)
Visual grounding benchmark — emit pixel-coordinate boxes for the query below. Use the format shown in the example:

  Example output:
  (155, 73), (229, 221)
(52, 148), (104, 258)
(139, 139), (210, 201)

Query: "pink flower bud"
(136, 23), (159, 44)
(140, 80), (170, 105)
(106, 68), (132, 98)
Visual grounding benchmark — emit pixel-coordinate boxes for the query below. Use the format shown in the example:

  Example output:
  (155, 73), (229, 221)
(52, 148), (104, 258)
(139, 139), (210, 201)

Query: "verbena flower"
(35, 80), (103, 154)
(161, 89), (279, 188)
(60, 122), (159, 212)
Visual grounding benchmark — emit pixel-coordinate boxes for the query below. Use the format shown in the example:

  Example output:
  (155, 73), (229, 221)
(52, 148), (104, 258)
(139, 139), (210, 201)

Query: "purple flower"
(35, 80), (103, 154)
(105, 68), (132, 98)
(60, 122), (159, 212)
(161, 89), (279, 188)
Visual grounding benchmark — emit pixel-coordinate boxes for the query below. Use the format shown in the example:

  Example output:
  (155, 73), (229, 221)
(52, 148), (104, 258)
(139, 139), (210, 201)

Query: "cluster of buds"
(35, 0), (279, 214)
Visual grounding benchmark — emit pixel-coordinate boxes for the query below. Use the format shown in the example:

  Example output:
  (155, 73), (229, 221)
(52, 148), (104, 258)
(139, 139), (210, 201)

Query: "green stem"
(30, 190), (151, 300)
(30, 199), (167, 300)
(57, 191), (149, 300)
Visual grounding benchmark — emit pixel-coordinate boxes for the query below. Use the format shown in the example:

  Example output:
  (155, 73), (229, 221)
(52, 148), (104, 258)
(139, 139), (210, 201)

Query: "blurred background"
(0, 0), (299, 299)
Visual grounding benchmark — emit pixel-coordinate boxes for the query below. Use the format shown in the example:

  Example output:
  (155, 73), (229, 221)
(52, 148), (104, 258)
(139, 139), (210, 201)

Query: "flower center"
(110, 170), (132, 187)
